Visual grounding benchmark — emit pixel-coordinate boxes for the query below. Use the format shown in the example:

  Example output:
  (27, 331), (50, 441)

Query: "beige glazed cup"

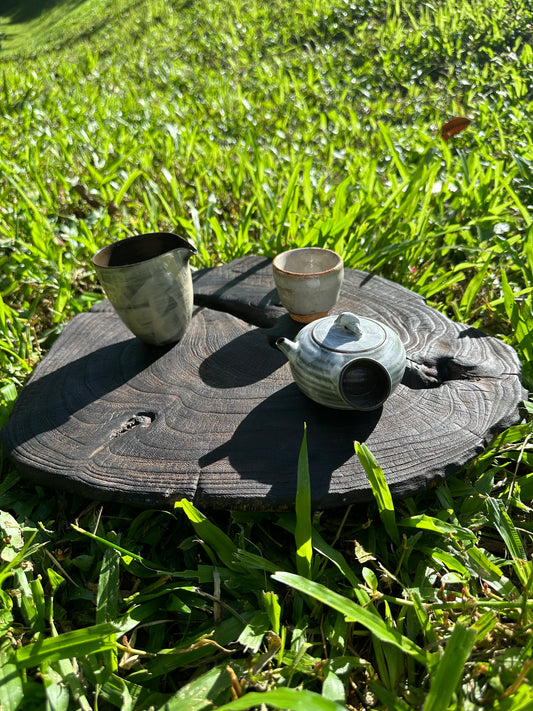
(272, 247), (344, 322)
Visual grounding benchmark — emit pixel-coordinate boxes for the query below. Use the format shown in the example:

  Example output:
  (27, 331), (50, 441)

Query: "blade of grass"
(262, 591), (281, 636)
(0, 644), (23, 711)
(409, 590), (439, 645)
(71, 523), (172, 572)
(459, 255), (491, 318)
(398, 514), (476, 542)
(96, 547), (120, 624)
(96, 547), (121, 676)
(295, 424), (313, 579)
(485, 496), (528, 587)
(485, 497), (526, 561)
(160, 663), (233, 711)
(276, 516), (368, 603)
(423, 624), (477, 711)
(355, 441), (399, 545)
(273, 572), (428, 664)
(42, 665), (71, 711)
(174, 499), (241, 572)
(369, 680), (411, 710)
(473, 612), (498, 644)
(54, 656), (92, 711)
(114, 168), (144, 205)
(216, 687), (347, 711)
(91, 671), (168, 710)
(15, 622), (119, 668)
(237, 611), (270, 653)
(275, 161), (302, 242)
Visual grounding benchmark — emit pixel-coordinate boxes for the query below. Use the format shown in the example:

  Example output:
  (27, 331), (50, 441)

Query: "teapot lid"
(311, 312), (386, 353)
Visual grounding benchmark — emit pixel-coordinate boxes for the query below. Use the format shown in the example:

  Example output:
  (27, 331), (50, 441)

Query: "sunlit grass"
(0, 0), (140, 57)
(0, 0), (532, 708)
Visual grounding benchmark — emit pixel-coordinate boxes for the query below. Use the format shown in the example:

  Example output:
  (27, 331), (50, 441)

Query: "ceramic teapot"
(276, 311), (406, 411)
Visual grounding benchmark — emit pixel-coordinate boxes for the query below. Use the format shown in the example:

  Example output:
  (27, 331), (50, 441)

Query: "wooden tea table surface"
(1, 256), (526, 510)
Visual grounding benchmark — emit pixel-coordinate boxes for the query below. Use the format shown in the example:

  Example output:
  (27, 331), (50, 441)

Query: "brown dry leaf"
(441, 117), (471, 140)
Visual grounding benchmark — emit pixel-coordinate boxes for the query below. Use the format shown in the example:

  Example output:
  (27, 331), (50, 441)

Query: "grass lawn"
(0, 0), (140, 56)
(1, 0), (533, 709)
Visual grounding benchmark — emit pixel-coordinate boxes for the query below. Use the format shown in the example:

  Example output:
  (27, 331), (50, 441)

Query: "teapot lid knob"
(334, 312), (363, 339)
(311, 311), (387, 353)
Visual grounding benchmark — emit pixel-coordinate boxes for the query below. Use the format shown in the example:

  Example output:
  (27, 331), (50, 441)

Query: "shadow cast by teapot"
(198, 314), (302, 389)
(199, 327), (286, 389)
(198, 383), (382, 508)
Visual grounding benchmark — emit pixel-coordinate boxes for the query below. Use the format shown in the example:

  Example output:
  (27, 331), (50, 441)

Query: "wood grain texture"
(1, 256), (526, 509)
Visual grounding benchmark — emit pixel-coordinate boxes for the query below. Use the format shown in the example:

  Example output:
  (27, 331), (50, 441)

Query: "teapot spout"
(276, 336), (299, 362)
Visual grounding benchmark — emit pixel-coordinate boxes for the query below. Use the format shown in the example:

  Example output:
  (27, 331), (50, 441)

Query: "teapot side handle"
(339, 358), (392, 411)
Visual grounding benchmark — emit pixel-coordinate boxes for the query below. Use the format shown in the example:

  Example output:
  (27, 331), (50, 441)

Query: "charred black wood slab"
(1, 256), (526, 509)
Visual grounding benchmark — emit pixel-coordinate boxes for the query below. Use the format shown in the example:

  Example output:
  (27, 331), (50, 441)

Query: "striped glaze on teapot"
(276, 312), (406, 411)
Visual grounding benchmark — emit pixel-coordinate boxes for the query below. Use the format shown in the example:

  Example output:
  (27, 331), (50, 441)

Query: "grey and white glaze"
(272, 247), (343, 322)
(276, 311), (406, 411)
(93, 232), (196, 346)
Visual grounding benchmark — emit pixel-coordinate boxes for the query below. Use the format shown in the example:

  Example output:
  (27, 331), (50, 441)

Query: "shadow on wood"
(1, 256), (526, 510)
(197, 384), (382, 508)
(2, 335), (169, 451)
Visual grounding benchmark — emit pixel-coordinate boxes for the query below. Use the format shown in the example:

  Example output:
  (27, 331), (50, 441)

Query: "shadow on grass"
(0, 0), (86, 23)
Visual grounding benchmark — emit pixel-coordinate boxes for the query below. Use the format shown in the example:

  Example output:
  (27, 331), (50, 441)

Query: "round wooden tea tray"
(0, 256), (526, 510)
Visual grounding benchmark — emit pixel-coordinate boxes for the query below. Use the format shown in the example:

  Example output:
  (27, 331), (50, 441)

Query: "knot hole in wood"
(111, 412), (155, 439)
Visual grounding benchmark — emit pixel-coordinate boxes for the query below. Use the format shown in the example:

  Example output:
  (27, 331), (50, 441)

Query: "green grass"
(1, 0), (533, 708)
(0, 0), (141, 56)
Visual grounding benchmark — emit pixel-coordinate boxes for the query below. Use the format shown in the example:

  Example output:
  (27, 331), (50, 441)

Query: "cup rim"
(92, 232), (196, 269)
(272, 247), (343, 277)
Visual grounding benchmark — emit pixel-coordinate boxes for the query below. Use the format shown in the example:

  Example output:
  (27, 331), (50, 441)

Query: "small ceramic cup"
(272, 247), (344, 323)
(92, 232), (197, 346)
